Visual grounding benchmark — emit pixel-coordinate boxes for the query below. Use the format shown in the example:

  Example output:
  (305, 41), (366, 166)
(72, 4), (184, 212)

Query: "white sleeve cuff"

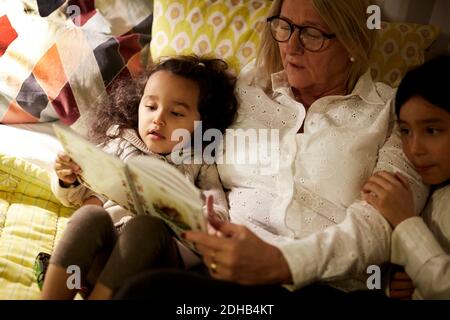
(50, 172), (78, 207)
(277, 240), (318, 290)
(391, 216), (446, 278)
(50, 171), (97, 207)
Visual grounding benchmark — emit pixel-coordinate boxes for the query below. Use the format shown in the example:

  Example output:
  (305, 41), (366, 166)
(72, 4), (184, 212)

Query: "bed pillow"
(370, 21), (440, 87)
(0, 123), (62, 173)
(0, 0), (153, 129)
(150, 2), (440, 87)
(150, 0), (271, 75)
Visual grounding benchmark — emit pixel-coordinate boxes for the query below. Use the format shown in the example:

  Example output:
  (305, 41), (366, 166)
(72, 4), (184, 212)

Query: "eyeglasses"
(267, 16), (336, 52)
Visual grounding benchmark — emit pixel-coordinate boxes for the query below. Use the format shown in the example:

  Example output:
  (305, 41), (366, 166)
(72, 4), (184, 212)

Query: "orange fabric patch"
(1, 101), (39, 123)
(33, 45), (67, 100)
(127, 52), (144, 77)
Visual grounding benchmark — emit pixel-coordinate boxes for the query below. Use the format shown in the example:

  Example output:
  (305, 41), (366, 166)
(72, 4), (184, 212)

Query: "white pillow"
(0, 122), (62, 172)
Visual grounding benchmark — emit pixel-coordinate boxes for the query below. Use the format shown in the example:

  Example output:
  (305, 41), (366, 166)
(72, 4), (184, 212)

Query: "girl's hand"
(184, 221), (292, 286)
(54, 152), (82, 187)
(361, 171), (415, 228)
(390, 269), (414, 300)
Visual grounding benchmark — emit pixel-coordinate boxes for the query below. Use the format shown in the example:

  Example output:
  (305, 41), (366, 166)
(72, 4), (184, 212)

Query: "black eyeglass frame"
(267, 16), (336, 52)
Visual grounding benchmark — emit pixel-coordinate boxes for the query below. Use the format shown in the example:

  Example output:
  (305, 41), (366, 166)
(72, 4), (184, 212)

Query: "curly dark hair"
(88, 55), (238, 145)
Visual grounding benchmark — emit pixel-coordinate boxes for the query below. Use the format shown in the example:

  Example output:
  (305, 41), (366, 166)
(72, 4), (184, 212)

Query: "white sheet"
(0, 122), (62, 172)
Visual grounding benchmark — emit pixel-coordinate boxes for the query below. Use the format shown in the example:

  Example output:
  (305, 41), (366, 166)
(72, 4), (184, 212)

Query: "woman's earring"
(349, 56), (355, 62)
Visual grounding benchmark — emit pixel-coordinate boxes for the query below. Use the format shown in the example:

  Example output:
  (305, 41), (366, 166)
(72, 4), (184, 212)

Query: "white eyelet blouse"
(217, 63), (429, 291)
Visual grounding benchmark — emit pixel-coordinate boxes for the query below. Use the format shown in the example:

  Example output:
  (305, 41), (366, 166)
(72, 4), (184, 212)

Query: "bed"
(0, 0), (153, 299)
(0, 0), (445, 299)
(0, 122), (73, 299)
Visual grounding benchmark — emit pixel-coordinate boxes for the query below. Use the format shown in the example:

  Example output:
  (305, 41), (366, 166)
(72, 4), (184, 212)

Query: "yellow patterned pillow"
(370, 22), (440, 87)
(151, 0), (272, 74)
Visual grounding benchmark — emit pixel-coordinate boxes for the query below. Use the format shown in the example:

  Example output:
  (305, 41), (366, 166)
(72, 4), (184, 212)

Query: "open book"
(53, 124), (205, 251)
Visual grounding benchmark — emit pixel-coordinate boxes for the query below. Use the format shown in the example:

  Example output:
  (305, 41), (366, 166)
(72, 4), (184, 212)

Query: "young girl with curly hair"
(41, 56), (238, 300)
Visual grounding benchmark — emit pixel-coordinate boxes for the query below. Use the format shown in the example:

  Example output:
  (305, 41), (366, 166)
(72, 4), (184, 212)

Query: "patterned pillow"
(150, 0), (271, 75)
(0, 0), (153, 128)
(370, 21), (440, 87)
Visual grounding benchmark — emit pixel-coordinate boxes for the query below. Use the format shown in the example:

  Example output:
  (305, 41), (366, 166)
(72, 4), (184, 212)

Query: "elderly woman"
(116, 0), (428, 299)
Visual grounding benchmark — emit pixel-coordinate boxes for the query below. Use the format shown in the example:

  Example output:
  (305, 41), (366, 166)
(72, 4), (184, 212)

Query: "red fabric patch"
(0, 15), (18, 58)
(51, 82), (80, 125)
(117, 33), (142, 64)
(68, 0), (96, 26)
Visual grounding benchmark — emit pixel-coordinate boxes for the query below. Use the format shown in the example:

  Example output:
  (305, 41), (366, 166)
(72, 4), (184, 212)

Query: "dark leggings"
(50, 205), (182, 292)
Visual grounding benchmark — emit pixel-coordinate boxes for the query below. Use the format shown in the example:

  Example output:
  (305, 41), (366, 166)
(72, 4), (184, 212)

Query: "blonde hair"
(256, 0), (376, 93)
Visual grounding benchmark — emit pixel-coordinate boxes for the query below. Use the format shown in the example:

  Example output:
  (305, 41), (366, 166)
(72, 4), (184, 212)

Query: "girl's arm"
(50, 172), (104, 208)
(363, 173), (450, 299)
(51, 152), (104, 208)
(391, 186), (450, 299)
(391, 217), (450, 299)
(361, 171), (417, 298)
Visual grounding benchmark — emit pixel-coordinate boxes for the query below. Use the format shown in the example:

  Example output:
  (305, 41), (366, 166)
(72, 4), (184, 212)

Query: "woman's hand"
(184, 220), (293, 286)
(389, 269), (414, 300)
(203, 195), (224, 237)
(54, 152), (82, 187)
(361, 171), (415, 228)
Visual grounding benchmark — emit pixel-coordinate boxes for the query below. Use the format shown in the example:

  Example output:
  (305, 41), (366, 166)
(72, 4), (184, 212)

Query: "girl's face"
(399, 96), (450, 185)
(138, 70), (201, 155)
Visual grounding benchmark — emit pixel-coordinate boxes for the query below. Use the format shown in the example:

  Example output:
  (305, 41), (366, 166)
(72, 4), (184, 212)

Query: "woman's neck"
(293, 83), (347, 109)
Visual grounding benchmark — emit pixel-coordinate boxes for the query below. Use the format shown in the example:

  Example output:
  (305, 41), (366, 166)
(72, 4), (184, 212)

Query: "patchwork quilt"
(0, 153), (73, 299)
(0, 0), (153, 126)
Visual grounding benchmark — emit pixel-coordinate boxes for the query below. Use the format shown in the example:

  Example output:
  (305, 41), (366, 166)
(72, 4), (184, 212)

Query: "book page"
(52, 123), (140, 214)
(127, 156), (205, 238)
